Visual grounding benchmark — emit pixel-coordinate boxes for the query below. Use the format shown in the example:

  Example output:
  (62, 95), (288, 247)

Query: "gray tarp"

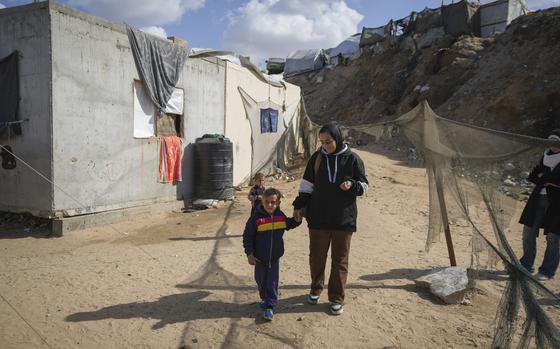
(441, 0), (480, 36)
(359, 26), (386, 47)
(127, 27), (189, 113)
(0, 52), (19, 124)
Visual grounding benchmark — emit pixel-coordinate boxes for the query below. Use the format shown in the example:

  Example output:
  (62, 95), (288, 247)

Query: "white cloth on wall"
(133, 80), (156, 138)
(134, 81), (184, 138)
(165, 88), (184, 114)
(238, 87), (300, 175)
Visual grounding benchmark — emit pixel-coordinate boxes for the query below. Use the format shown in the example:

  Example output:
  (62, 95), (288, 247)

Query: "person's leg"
(264, 260), (280, 309)
(327, 231), (353, 304)
(254, 263), (266, 301)
(520, 225), (538, 272)
(521, 195), (548, 272)
(309, 229), (332, 297)
(538, 233), (560, 278)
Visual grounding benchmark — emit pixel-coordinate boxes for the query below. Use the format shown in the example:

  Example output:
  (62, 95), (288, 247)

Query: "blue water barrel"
(194, 135), (234, 199)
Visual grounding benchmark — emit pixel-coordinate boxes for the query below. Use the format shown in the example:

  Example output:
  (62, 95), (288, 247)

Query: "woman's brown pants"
(309, 229), (353, 304)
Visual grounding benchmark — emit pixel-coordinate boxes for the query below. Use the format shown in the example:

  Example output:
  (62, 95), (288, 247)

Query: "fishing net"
(350, 100), (560, 348)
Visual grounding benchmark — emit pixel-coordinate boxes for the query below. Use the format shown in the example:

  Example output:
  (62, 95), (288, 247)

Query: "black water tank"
(194, 135), (234, 199)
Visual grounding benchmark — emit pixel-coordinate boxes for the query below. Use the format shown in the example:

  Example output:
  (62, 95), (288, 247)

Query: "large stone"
(414, 267), (468, 304)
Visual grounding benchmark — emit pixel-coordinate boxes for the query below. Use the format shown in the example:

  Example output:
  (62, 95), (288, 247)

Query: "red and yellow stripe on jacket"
(256, 215), (287, 232)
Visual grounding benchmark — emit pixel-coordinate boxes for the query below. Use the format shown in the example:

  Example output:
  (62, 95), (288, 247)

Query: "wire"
(0, 145), (158, 260)
(0, 292), (54, 349)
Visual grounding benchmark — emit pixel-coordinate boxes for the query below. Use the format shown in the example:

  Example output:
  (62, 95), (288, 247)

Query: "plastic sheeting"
(359, 26), (386, 47)
(238, 87), (300, 176)
(127, 27), (188, 114)
(328, 34), (361, 65)
(133, 81), (183, 138)
(165, 88), (184, 115)
(133, 81), (156, 138)
(441, 0), (480, 36)
(284, 49), (328, 76)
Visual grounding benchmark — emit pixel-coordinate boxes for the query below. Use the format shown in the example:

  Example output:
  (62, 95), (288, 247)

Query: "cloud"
(140, 26), (168, 39)
(222, 0), (363, 62)
(0, 3), (5, 9)
(66, 0), (206, 27)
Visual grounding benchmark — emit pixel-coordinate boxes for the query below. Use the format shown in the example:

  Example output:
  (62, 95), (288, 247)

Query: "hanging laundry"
(159, 136), (183, 183)
(260, 108), (278, 133)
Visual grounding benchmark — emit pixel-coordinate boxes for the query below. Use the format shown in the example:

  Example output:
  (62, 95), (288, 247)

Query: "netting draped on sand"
(349, 100), (560, 349)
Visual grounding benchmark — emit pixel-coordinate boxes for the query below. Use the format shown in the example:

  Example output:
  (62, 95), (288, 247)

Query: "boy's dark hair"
(263, 188), (282, 199)
(254, 172), (265, 179)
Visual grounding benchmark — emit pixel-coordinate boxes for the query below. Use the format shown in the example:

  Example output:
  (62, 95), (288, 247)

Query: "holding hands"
(339, 180), (353, 191)
(247, 254), (257, 265)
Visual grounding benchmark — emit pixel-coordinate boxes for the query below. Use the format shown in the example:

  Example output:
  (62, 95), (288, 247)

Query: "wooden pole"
(433, 165), (457, 267)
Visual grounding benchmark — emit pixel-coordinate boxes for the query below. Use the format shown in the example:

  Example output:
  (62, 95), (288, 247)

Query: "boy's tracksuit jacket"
(243, 205), (300, 308)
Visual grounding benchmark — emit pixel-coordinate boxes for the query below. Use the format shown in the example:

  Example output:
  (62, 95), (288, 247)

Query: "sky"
(1, 0), (559, 63)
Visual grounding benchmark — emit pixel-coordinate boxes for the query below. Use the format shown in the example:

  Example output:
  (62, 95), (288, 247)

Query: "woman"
(292, 122), (368, 315)
(519, 129), (560, 280)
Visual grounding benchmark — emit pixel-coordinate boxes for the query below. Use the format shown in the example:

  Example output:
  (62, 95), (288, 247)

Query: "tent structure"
(479, 0), (528, 37)
(359, 26), (386, 47)
(441, 0), (480, 36)
(284, 49), (328, 76)
(327, 33), (361, 65)
(0, 2), (314, 226)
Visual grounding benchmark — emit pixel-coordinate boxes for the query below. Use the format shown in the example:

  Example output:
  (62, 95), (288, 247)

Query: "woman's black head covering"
(319, 122), (344, 153)
(547, 128), (560, 140)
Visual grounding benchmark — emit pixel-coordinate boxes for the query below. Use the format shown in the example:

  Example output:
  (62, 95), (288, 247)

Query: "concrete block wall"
(49, 4), (226, 215)
(0, 3), (53, 216)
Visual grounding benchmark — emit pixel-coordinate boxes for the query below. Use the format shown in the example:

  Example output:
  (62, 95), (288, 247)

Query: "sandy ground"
(1, 146), (559, 349)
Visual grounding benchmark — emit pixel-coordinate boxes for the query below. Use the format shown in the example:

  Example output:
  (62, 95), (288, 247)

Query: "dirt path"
(1, 147), (558, 349)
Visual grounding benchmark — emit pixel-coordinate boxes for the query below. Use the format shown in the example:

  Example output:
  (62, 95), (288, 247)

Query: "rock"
(504, 163), (516, 171)
(503, 179), (516, 186)
(297, 316), (304, 321)
(414, 267), (468, 304)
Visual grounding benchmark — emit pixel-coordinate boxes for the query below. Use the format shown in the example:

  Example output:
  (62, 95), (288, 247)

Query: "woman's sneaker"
(534, 273), (551, 281)
(263, 308), (274, 321)
(330, 303), (343, 315)
(307, 294), (319, 305)
(259, 301), (266, 309)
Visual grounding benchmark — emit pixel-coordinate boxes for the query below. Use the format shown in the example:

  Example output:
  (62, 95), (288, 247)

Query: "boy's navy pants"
(254, 259), (279, 308)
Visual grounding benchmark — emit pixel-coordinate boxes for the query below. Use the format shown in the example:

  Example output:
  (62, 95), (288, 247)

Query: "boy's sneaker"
(330, 303), (343, 315)
(263, 308), (274, 321)
(534, 273), (551, 281)
(307, 294), (319, 305)
(259, 301), (266, 309)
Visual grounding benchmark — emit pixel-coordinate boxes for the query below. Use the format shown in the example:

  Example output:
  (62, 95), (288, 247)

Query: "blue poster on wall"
(260, 108), (278, 133)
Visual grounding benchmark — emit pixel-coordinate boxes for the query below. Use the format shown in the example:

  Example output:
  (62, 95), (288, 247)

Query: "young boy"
(248, 172), (266, 215)
(243, 188), (300, 321)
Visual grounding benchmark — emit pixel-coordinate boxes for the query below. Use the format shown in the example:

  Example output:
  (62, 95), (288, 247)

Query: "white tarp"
(134, 81), (184, 137)
(165, 88), (184, 114)
(328, 33), (361, 64)
(284, 49), (327, 76)
(238, 87), (300, 176)
(133, 80), (156, 138)
(224, 62), (303, 185)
